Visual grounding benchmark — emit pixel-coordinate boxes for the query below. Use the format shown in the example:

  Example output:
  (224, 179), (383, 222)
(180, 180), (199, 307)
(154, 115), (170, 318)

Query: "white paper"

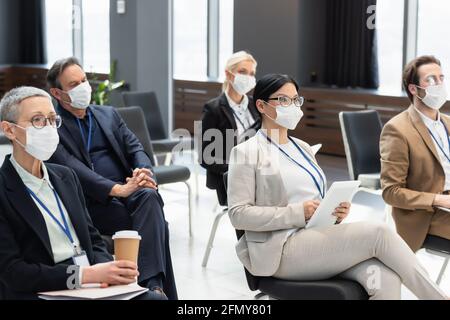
(38, 283), (148, 300)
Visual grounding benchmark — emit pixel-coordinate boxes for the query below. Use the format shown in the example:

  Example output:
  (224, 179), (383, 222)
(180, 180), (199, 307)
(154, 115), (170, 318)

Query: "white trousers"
(273, 222), (446, 300)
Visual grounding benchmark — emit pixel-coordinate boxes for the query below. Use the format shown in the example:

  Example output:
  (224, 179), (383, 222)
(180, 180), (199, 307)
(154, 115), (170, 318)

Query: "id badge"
(72, 251), (90, 267)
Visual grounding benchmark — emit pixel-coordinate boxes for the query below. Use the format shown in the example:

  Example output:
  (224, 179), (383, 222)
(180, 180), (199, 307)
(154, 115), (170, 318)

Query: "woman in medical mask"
(0, 87), (163, 300)
(200, 51), (261, 206)
(227, 74), (448, 300)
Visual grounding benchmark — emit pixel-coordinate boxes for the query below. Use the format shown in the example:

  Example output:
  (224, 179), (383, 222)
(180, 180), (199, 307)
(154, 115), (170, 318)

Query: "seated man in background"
(46, 57), (177, 300)
(0, 87), (164, 300)
(380, 55), (450, 252)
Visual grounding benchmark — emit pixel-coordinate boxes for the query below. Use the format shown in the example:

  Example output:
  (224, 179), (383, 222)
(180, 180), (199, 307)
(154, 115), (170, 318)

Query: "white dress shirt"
(416, 108), (450, 191)
(267, 137), (327, 237)
(10, 155), (81, 264)
(225, 92), (256, 138)
(275, 140), (326, 203)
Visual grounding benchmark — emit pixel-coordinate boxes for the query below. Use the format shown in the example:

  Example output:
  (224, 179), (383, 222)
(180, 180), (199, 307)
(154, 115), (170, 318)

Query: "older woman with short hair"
(0, 86), (164, 300)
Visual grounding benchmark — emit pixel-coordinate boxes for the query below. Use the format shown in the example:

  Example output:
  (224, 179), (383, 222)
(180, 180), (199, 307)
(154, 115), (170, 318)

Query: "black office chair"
(0, 133), (9, 145)
(122, 91), (193, 156)
(115, 106), (193, 237)
(339, 110), (382, 189)
(0, 133), (12, 167)
(224, 173), (369, 300)
(422, 235), (450, 285)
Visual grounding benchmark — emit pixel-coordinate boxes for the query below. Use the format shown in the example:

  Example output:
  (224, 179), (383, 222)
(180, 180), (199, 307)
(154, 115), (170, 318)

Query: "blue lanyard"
(428, 120), (450, 163)
(261, 132), (326, 199)
(76, 112), (93, 154)
(27, 187), (77, 249)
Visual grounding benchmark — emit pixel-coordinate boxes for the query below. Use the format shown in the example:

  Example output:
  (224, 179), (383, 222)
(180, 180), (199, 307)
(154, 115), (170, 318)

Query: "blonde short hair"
(222, 51), (257, 92)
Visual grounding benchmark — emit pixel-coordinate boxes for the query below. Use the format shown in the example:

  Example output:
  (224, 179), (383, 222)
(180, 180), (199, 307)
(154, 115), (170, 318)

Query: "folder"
(38, 283), (148, 300)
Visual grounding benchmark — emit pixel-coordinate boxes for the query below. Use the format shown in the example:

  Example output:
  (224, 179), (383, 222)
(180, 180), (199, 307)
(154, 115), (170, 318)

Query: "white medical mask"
(65, 81), (92, 109)
(231, 74), (256, 95)
(416, 84), (448, 110)
(14, 125), (60, 161)
(265, 103), (304, 130)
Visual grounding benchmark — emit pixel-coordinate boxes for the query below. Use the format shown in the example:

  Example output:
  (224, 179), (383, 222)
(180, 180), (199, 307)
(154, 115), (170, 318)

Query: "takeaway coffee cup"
(112, 230), (142, 264)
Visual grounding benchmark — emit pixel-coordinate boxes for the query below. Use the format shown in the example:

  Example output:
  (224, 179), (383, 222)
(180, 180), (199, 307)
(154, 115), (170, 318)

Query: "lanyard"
(231, 108), (252, 131)
(76, 112), (93, 154)
(428, 120), (450, 163)
(27, 187), (80, 255)
(261, 131), (326, 199)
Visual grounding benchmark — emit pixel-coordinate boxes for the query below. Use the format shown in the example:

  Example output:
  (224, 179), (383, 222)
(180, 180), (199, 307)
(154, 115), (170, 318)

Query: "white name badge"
(72, 251), (90, 267)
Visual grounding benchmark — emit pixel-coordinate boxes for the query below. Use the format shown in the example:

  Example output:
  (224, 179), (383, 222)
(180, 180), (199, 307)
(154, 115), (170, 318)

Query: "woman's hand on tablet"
(303, 200), (321, 222)
(333, 202), (351, 223)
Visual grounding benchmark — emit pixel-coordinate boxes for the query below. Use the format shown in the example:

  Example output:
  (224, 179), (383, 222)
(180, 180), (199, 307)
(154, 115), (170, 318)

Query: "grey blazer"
(227, 131), (323, 276)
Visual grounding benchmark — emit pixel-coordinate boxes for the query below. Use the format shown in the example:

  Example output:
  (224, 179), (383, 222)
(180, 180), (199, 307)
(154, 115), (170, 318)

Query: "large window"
(45, 0), (110, 74)
(45, 0), (73, 65)
(173, 0), (234, 80)
(173, 0), (208, 80)
(218, 0), (234, 80)
(417, 0), (450, 91)
(376, 0), (404, 93)
(82, 0), (111, 74)
(376, 0), (450, 94)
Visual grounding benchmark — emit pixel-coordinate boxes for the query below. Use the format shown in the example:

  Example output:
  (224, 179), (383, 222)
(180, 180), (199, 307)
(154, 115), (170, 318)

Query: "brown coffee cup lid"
(112, 230), (142, 240)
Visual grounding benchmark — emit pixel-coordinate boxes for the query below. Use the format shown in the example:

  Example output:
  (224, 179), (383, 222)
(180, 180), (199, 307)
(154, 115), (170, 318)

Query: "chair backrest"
(223, 172), (261, 291)
(0, 133), (12, 167)
(115, 106), (156, 166)
(339, 110), (382, 180)
(122, 91), (168, 141)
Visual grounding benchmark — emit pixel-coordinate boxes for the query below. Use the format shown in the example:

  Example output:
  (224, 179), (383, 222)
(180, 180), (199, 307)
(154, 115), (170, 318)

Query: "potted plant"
(92, 60), (125, 105)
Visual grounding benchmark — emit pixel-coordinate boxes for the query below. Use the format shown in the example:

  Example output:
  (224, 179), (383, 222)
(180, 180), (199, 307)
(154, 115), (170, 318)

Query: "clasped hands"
(110, 168), (157, 198)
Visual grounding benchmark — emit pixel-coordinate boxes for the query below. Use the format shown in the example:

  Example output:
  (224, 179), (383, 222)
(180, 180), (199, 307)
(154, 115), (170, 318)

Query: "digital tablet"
(305, 181), (361, 229)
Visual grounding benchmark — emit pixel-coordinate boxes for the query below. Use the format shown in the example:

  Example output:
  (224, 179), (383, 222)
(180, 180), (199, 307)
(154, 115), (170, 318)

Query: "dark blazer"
(200, 93), (261, 194)
(0, 157), (112, 300)
(49, 105), (153, 205)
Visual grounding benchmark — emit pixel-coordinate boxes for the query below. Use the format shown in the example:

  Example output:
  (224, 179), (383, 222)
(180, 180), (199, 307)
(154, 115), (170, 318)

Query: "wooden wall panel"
(174, 81), (450, 156)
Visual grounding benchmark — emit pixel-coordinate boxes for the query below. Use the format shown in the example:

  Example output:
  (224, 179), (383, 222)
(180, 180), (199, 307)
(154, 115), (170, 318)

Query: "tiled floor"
(162, 153), (450, 300)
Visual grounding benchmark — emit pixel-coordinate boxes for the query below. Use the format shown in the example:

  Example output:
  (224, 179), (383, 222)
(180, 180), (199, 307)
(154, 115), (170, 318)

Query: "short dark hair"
(47, 57), (83, 89)
(403, 55), (441, 102)
(253, 74), (299, 104)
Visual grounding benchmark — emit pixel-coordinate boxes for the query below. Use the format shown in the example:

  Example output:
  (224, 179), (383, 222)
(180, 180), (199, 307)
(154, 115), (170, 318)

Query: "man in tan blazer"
(380, 55), (450, 252)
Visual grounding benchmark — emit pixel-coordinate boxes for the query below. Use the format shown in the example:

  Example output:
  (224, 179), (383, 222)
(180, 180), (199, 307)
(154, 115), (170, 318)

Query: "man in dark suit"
(0, 86), (164, 300)
(200, 52), (261, 205)
(46, 57), (177, 300)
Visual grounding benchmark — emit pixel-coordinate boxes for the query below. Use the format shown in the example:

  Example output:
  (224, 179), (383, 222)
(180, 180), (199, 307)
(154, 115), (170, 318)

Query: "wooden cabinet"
(0, 65), (48, 98)
(174, 80), (222, 135)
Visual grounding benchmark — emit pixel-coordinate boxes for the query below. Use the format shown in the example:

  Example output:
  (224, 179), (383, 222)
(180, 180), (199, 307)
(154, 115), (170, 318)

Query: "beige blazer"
(227, 131), (321, 277)
(380, 106), (450, 252)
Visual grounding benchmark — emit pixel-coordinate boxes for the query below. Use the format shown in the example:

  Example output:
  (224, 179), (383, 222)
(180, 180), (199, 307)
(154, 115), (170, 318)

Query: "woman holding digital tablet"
(227, 74), (447, 300)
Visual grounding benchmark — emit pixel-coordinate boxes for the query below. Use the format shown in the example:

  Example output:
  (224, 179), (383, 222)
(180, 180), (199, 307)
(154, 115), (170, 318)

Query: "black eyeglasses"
(267, 95), (305, 108)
